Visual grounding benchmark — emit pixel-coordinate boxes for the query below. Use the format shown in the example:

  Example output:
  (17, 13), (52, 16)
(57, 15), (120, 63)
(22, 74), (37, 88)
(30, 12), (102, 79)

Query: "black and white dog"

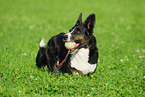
(36, 13), (99, 75)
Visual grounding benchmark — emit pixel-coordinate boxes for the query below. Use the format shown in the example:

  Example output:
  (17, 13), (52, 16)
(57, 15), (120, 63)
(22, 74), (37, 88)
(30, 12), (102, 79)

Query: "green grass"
(0, 0), (144, 96)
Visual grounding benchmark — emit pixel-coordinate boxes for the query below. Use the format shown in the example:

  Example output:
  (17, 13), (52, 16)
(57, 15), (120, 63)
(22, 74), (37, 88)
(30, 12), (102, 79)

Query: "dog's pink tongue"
(72, 49), (75, 51)
(70, 43), (79, 54)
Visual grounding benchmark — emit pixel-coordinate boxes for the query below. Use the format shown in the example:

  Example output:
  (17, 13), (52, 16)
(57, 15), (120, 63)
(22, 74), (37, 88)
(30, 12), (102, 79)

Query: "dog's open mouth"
(70, 43), (80, 54)
(65, 42), (80, 54)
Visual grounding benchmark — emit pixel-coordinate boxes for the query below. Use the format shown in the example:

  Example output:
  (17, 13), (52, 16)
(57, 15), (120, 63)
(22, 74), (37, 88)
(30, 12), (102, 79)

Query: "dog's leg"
(61, 60), (74, 74)
(45, 49), (57, 72)
(88, 36), (99, 64)
(45, 37), (58, 72)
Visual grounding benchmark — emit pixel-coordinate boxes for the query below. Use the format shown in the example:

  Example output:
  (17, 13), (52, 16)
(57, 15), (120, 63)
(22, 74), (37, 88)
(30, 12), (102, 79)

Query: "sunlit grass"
(0, 0), (144, 96)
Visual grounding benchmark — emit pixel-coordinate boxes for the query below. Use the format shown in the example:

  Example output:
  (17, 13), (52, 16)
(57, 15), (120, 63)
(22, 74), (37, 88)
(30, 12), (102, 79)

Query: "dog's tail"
(36, 39), (47, 68)
(40, 38), (46, 48)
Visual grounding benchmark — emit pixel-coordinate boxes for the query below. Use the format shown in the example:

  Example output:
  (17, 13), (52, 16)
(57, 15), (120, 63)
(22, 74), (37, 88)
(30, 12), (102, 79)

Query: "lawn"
(0, 0), (144, 96)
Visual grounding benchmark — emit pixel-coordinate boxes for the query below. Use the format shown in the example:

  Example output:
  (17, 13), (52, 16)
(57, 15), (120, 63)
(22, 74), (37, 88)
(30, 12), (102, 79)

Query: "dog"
(36, 13), (99, 75)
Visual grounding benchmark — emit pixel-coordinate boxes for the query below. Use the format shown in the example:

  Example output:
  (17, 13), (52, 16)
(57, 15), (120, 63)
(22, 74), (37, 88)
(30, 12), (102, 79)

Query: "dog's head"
(64, 13), (96, 49)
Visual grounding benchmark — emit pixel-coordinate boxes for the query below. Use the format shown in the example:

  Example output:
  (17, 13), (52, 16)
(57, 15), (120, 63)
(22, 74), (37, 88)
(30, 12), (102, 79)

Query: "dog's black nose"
(64, 35), (68, 40)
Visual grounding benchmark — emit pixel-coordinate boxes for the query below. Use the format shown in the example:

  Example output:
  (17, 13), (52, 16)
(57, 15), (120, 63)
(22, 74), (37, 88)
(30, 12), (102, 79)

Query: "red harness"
(51, 50), (71, 75)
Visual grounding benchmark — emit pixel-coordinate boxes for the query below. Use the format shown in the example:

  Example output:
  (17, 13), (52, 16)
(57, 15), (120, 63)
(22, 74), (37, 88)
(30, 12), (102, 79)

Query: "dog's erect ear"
(84, 14), (96, 34)
(75, 13), (82, 26)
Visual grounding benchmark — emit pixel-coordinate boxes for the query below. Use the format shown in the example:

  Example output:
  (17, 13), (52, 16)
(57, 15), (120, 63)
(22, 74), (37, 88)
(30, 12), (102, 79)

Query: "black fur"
(36, 13), (99, 74)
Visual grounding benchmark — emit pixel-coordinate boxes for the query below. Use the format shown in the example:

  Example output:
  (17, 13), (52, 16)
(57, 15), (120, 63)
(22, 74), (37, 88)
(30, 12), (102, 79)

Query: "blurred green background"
(0, 0), (144, 96)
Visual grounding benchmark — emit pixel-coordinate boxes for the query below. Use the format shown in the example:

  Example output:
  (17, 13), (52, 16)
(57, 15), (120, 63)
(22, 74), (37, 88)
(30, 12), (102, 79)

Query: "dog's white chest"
(70, 48), (97, 74)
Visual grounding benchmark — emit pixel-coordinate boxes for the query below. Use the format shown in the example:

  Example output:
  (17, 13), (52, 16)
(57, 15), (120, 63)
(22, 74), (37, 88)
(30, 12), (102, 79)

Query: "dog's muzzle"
(63, 34), (80, 54)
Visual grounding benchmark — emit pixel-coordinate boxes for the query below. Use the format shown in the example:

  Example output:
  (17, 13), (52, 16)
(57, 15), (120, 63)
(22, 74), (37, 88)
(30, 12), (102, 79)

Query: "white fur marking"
(70, 48), (97, 74)
(65, 27), (76, 41)
(40, 38), (46, 47)
(65, 33), (71, 41)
